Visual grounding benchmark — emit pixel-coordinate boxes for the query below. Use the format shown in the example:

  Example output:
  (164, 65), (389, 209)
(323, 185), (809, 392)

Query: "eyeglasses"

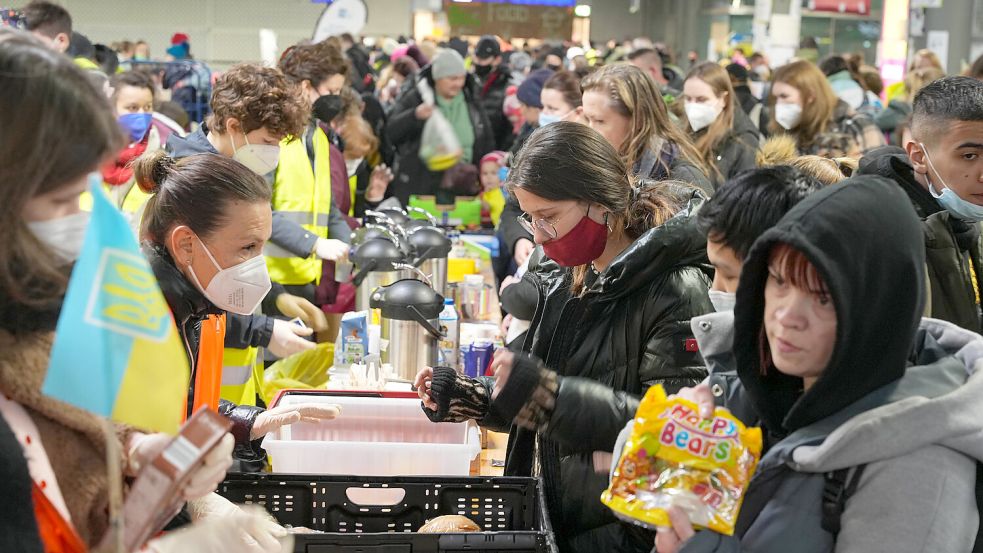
(517, 204), (587, 240)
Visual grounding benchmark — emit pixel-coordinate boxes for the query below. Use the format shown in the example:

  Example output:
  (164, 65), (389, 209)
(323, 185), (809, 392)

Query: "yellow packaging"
(601, 385), (762, 535)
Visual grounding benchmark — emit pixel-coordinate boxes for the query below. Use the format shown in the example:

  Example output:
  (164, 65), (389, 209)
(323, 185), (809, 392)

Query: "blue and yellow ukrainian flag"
(43, 176), (189, 434)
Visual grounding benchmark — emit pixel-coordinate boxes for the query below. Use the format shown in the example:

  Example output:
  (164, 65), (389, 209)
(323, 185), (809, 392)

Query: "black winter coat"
(386, 66), (495, 205)
(145, 244), (266, 460)
(482, 196), (714, 552)
(475, 63), (515, 151)
(705, 107), (760, 188)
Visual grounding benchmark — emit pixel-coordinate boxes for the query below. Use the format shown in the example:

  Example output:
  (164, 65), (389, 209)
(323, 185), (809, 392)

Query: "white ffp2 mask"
(187, 237), (272, 315)
(28, 211), (91, 265)
(233, 133), (281, 176)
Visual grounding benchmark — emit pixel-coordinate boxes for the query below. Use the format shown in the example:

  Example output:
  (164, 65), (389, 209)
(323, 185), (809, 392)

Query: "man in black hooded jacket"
(857, 76), (983, 333)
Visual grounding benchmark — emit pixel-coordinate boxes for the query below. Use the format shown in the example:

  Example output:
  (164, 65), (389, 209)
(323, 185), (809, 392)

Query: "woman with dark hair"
(0, 28), (287, 552)
(539, 70), (585, 125)
(134, 151), (341, 462)
(581, 63), (712, 194)
(415, 122), (713, 553)
(98, 69), (159, 213)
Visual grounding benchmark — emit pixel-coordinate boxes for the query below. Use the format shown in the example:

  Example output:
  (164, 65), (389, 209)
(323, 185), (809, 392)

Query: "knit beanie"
(516, 68), (553, 109)
(431, 49), (467, 81)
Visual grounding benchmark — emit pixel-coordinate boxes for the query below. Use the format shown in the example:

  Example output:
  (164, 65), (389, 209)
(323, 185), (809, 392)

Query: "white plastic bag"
(419, 109), (463, 172)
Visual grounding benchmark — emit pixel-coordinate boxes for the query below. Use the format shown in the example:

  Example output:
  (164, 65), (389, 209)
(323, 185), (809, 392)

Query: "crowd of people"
(3, 0), (983, 552)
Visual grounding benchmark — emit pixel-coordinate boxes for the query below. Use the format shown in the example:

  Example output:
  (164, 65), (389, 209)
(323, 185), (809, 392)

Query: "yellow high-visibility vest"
(348, 173), (358, 217)
(79, 181), (152, 214)
(220, 345), (263, 407)
(265, 126), (333, 285)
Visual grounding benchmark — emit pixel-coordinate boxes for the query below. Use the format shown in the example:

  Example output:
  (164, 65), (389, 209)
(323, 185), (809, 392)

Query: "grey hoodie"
(675, 316), (983, 553)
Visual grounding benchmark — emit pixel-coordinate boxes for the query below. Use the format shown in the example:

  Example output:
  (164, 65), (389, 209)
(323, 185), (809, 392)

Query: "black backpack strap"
(821, 464), (867, 538)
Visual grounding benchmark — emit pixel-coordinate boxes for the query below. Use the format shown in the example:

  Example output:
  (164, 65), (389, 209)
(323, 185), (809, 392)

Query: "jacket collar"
(589, 194), (711, 300)
(143, 243), (221, 326)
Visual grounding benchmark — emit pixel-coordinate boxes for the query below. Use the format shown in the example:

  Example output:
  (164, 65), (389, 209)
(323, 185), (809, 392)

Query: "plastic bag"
(419, 108), (463, 172)
(601, 385), (762, 536)
(261, 342), (334, 405)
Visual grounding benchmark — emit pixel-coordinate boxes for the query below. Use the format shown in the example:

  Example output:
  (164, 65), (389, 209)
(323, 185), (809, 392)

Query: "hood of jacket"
(164, 122), (218, 160)
(787, 317), (983, 472)
(733, 175), (927, 434)
(589, 193), (711, 301)
(857, 145), (942, 218)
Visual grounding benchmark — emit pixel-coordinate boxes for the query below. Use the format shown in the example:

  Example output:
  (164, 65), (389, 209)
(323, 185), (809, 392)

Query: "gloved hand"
(144, 506), (293, 553)
(268, 319), (316, 358)
(315, 238), (349, 262)
(187, 492), (242, 521)
(250, 403), (342, 440)
(127, 433), (234, 502)
(275, 293), (330, 331)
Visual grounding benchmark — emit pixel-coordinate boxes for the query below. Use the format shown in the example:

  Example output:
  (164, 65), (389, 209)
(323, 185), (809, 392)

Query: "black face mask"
(312, 94), (343, 123)
(474, 64), (493, 77)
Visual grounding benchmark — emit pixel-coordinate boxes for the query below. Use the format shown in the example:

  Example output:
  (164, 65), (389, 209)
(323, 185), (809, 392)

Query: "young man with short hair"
(859, 75), (983, 332)
(21, 0), (70, 53)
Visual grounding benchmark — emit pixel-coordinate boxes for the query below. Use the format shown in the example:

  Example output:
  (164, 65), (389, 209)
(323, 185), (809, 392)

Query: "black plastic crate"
(218, 473), (557, 553)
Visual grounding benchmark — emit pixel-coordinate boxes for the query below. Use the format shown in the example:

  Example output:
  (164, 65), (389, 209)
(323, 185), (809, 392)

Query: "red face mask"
(542, 208), (609, 267)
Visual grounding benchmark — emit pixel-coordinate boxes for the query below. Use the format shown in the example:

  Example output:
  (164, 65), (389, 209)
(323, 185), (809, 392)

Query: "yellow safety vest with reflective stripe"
(220, 345), (263, 407)
(265, 126), (333, 285)
(79, 182), (152, 214)
(348, 174), (358, 217)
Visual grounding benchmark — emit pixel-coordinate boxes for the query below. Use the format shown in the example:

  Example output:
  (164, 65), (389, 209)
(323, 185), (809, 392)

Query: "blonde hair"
(340, 115), (379, 159)
(756, 135), (798, 167)
(768, 60), (838, 151)
(904, 66), (946, 102)
(911, 49), (944, 72)
(582, 63), (709, 179)
(790, 155), (856, 186)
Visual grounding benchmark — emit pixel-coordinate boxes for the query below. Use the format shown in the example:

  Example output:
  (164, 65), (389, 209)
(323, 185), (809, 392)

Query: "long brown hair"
(768, 60), (838, 151)
(682, 62), (738, 183)
(0, 29), (123, 309)
(581, 63), (709, 180)
(507, 122), (698, 295)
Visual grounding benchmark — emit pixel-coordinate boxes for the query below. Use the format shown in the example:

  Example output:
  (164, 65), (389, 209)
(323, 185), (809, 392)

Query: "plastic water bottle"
(438, 298), (460, 370)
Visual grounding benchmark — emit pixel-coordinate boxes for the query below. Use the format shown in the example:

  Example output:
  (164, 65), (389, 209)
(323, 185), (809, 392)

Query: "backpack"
(822, 461), (983, 551)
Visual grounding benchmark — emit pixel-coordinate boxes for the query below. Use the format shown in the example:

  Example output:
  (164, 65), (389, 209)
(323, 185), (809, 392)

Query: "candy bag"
(601, 384), (762, 536)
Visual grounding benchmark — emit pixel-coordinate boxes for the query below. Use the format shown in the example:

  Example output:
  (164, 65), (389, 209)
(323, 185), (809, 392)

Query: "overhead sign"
(445, 1), (574, 40)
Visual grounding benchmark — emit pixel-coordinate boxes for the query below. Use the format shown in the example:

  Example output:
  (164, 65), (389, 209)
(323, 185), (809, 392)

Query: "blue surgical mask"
(537, 108), (573, 128)
(498, 166), (509, 182)
(922, 143), (983, 222)
(118, 113), (152, 143)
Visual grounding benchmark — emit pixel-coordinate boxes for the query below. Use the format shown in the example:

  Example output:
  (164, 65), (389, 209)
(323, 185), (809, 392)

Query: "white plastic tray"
(262, 393), (481, 476)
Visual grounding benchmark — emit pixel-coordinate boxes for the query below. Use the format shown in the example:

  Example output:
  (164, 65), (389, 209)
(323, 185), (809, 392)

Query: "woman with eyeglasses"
(414, 122), (713, 553)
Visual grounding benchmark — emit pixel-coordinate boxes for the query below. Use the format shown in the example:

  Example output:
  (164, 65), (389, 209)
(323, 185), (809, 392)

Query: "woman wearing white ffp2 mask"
(768, 59), (885, 155)
(681, 62), (760, 189)
(134, 150), (340, 465)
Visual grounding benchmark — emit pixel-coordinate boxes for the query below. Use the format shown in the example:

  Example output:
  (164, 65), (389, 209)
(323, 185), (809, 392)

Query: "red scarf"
(101, 137), (149, 186)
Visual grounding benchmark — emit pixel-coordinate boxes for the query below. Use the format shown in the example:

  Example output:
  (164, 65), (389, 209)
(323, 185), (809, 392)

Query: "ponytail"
(133, 151), (271, 245)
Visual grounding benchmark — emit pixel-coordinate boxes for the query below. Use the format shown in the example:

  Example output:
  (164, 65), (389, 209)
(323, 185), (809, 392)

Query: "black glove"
(422, 366), (490, 423)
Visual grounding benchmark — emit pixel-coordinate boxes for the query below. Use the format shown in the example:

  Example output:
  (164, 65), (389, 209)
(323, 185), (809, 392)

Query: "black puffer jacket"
(705, 107), (761, 188)
(145, 244), (266, 460)
(476, 63), (515, 151)
(385, 65), (495, 205)
(486, 195), (714, 552)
